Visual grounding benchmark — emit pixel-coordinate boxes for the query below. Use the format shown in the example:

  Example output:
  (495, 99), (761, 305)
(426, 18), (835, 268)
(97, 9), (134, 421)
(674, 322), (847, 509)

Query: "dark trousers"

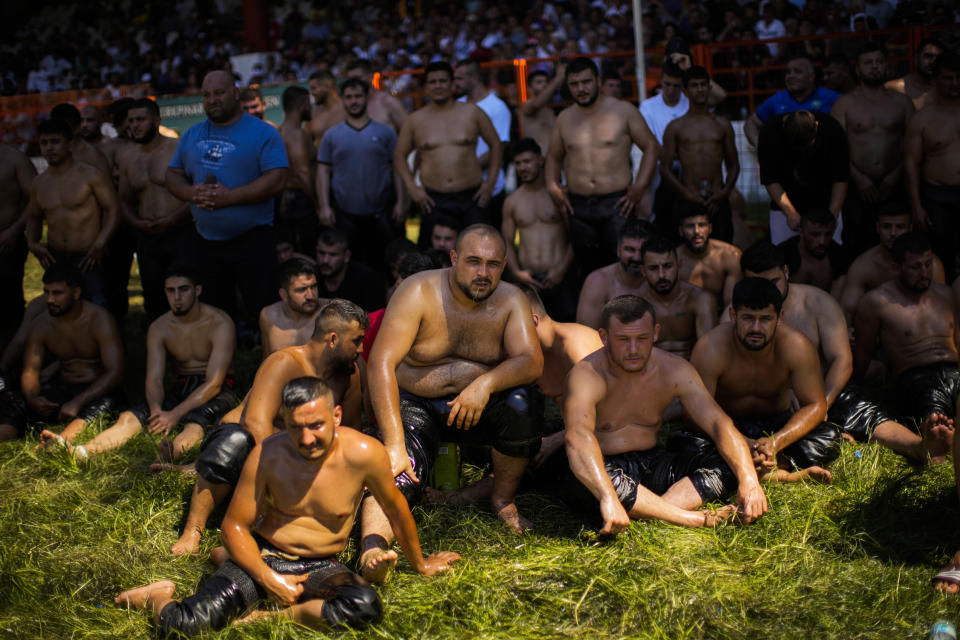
(921, 182), (960, 282)
(335, 209), (395, 275)
(0, 234), (27, 335)
(569, 190), (627, 277)
(196, 225), (279, 319)
(102, 222), (136, 320)
(137, 222), (195, 319)
(417, 187), (489, 249)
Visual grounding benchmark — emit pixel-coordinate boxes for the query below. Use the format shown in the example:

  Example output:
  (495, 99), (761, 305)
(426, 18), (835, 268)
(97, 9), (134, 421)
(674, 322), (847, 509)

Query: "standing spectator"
(165, 70), (289, 326)
(317, 78), (404, 273)
(755, 4), (787, 59)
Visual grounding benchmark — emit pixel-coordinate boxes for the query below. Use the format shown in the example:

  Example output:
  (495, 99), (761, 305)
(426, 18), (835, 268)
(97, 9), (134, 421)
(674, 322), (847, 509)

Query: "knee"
(0, 423), (18, 442)
(321, 584), (383, 630)
(195, 423), (255, 486)
(494, 387), (543, 459)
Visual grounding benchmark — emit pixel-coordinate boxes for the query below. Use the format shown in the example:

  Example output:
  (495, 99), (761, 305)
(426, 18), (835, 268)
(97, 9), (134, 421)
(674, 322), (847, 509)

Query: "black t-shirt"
(777, 235), (851, 280)
(759, 112), (849, 213)
(319, 261), (387, 312)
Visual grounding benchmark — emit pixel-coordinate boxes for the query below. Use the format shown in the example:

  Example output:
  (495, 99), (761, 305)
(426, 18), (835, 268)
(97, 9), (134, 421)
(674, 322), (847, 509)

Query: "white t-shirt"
(755, 19), (786, 57)
(638, 92), (689, 197)
(459, 91), (511, 196)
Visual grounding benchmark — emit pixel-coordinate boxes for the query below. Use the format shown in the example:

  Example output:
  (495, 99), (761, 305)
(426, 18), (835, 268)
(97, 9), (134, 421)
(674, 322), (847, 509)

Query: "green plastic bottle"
(432, 442), (460, 491)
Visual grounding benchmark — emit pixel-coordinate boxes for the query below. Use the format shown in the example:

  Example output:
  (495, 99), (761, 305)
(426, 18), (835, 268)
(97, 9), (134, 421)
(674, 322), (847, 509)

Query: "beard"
(457, 278), (495, 302)
(135, 127), (158, 144)
(574, 87), (600, 107)
(651, 277), (676, 294)
(171, 299), (195, 316)
(620, 259), (644, 277)
(862, 74), (885, 87)
(736, 327), (773, 351)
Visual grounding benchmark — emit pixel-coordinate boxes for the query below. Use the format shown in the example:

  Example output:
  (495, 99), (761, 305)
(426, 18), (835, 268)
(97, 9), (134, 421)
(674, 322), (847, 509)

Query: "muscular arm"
(385, 94), (409, 132)
(520, 71), (564, 116)
(627, 108), (660, 196)
(816, 298), (853, 406)
(720, 119), (740, 198)
(693, 290), (717, 338)
(462, 294), (542, 396)
(475, 110), (503, 196)
(392, 119), (417, 194)
(214, 167), (288, 208)
(501, 199), (528, 281)
(544, 119), (571, 214)
(258, 308), (275, 355)
(315, 163), (334, 225)
(240, 353), (298, 443)
(904, 114), (927, 227)
(164, 167), (197, 203)
(66, 314), (124, 408)
(170, 317), (236, 418)
(116, 162), (145, 229)
(852, 294), (880, 382)
(288, 132), (317, 205)
(89, 168), (120, 250)
(828, 181), (847, 219)
(20, 327), (45, 402)
(772, 339), (827, 451)
(576, 271), (609, 330)
(721, 253), (742, 309)
(143, 324), (167, 414)
(744, 113), (763, 148)
(659, 122), (695, 202)
(839, 262), (869, 325)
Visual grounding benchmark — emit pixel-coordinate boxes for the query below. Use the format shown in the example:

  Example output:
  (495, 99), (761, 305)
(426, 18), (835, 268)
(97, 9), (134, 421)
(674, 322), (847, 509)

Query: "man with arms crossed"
(546, 57), (660, 275)
(563, 295), (767, 534)
(637, 235), (716, 359)
(1, 265), (123, 443)
(170, 300), (368, 556)
(260, 258), (323, 356)
(364, 224), (543, 555)
(676, 206), (742, 308)
(831, 43), (915, 258)
(50, 267), (238, 463)
(116, 377), (459, 636)
(502, 138), (577, 322)
(576, 219), (653, 329)
(691, 278), (842, 482)
(26, 119), (120, 309)
(394, 62), (502, 249)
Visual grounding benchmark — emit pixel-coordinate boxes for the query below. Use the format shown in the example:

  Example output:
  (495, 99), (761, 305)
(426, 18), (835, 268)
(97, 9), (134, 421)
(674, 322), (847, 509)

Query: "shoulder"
(147, 313), (174, 336)
(86, 301), (119, 332)
(712, 240), (742, 263)
(338, 427), (388, 466)
(203, 303), (235, 327)
(583, 265), (613, 289)
(778, 323), (817, 358)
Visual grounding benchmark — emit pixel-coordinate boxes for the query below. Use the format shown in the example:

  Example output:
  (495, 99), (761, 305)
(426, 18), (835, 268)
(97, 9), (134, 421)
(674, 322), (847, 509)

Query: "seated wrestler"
(43, 267), (239, 462)
(169, 299), (367, 556)
(259, 257), (325, 356)
(742, 241), (952, 463)
(776, 208), (849, 296)
(116, 377), (459, 636)
(854, 232), (960, 434)
(364, 223), (543, 553)
(561, 295), (766, 533)
(691, 278), (842, 482)
(0, 265), (123, 443)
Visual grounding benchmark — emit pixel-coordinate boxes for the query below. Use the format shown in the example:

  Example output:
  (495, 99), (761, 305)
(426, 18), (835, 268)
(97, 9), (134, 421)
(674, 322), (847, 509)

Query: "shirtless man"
(576, 219), (653, 329)
(115, 377), (458, 636)
(637, 234), (715, 359)
(277, 86), (319, 256)
(0, 264), (123, 443)
(259, 258), (323, 355)
(840, 204), (945, 325)
(546, 57), (660, 276)
(393, 62), (502, 249)
(363, 224), (543, 549)
(831, 43), (915, 257)
(742, 241), (951, 462)
(25, 119), (119, 309)
(691, 278), (842, 482)
(170, 299), (368, 556)
(519, 66), (564, 155)
(115, 98), (192, 318)
(502, 138), (577, 322)
(676, 206), (742, 308)
(79, 105), (131, 175)
(344, 58), (408, 132)
(777, 208), (849, 296)
(659, 66), (739, 244)
(905, 52), (960, 281)
(0, 144), (37, 340)
(886, 37), (944, 109)
(49, 103), (111, 176)
(854, 232), (960, 430)
(562, 295), (767, 532)
(308, 70), (345, 145)
(47, 267), (238, 462)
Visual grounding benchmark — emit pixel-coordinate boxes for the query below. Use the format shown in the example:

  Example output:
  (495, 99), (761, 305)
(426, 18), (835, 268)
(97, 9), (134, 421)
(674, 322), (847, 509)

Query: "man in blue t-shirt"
(166, 70), (289, 322)
(744, 55), (840, 148)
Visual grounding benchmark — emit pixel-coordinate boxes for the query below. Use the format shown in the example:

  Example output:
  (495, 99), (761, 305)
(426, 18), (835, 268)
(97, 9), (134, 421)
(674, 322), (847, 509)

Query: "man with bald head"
(166, 70), (289, 323)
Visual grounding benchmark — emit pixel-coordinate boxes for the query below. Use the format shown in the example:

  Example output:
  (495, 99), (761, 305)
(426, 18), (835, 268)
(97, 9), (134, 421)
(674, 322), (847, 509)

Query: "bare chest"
(416, 113), (477, 151)
(846, 100), (905, 134)
(36, 174), (92, 212)
(409, 308), (507, 365)
(563, 111), (627, 153)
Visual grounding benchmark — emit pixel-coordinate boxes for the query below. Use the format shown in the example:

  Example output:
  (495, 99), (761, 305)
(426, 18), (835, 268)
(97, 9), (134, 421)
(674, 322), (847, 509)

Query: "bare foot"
(171, 527), (202, 556)
(797, 466), (833, 483)
(210, 546), (229, 567)
(702, 505), (738, 527)
(149, 461), (196, 477)
(921, 414), (955, 464)
(933, 551), (960, 594)
(840, 433), (856, 444)
(115, 580), (176, 609)
(157, 438), (175, 463)
(494, 501), (532, 533)
(360, 547), (398, 584)
(238, 609), (274, 624)
(37, 429), (65, 452)
(424, 476), (494, 505)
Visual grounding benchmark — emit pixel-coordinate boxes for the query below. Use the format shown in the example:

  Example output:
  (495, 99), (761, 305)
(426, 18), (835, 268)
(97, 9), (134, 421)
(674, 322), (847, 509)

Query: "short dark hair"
(50, 103), (81, 129)
(278, 257), (317, 289)
(340, 77), (369, 96)
(917, 36), (944, 55)
(317, 228), (350, 250)
(42, 263), (82, 289)
(517, 283), (546, 316)
(385, 237), (417, 266)
(566, 57), (599, 77)
(683, 65), (710, 87)
(875, 201), (910, 220)
(640, 235), (677, 262)
(787, 53), (816, 69)
(933, 51), (960, 77)
(282, 85), (310, 111)
(618, 218), (655, 245)
(824, 53), (852, 72)
(527, 69), (549, 86)
(425, 248), (453, 268)
(661, 61), (683, 80)
(281, 376), (334, 413)
(163, 263), (201, 286)
(239, 87), (264, 102)
(740, 241), (786, 274)
(783, 110), (818, 148)
(892, 231), (932, 263)
(456, 58), (482, 78)
(799, 208), (837, 227)
(107, 97), (136, 128)
(601, 294), (656, 330)
(129, 98), (160, 117)
(345, 58), (373, 75)
(424, 61), (454, 81)
(732, 277), (783, 314)
(309, 70), (334, 83)
(397, 252), (435, 279)
(677, 201), (711, 223)
(511, 137), (542, 158)
(601, 69), (621, 82)
(856, 42), (885, 62)
(454, 223), (505, 254)
(37, 118), (74, 140)
(314, 298), (369, 337)
(432, 214), (461, 233)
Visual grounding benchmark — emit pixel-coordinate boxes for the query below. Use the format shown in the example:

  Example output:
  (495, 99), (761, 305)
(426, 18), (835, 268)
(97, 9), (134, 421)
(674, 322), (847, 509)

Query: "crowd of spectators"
(3, 0), (958, 100)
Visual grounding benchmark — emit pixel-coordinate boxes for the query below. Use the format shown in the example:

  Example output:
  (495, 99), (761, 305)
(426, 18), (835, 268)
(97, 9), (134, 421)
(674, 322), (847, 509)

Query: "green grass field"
(4, 256), (960, 639)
